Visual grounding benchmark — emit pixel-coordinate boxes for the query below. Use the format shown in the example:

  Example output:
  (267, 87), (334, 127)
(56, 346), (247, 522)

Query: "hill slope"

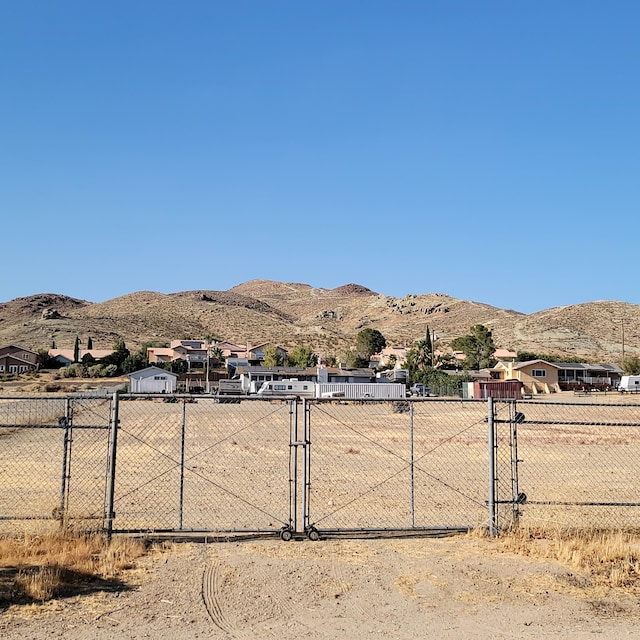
(0, 281), (637, 363)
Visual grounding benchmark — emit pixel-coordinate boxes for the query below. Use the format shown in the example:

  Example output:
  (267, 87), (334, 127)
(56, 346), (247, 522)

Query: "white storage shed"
(128, 366), (178, 393)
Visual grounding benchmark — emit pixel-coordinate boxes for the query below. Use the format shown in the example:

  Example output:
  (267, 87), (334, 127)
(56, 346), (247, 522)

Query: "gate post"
(104, 390), (120, 539)
(487, 397), (497, 537)
(410, 402), (415, 528)
(178, 399), (187, 530)
(58, 398), (73, 527)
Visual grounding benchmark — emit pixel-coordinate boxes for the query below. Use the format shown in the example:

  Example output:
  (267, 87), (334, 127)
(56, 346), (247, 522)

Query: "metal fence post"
(178, 399), (187, 530)
(487, 397), (497, 537)
(410, 402), (415, 528)
(104, 390), (120, 539)
(58, 398), (73, 526)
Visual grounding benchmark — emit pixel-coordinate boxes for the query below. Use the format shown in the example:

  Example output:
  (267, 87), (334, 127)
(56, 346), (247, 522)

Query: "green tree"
(623, 355), (640, 375)
(450, 324), (497, 371)
(37, 348), (59, 369)
(100, 339), (130, 372)
(516, 351), (563, 363)
(262, 345), (285, 367)
(286, 345), (318, 367)
(73, 336), (80, 363)
(210, 346), (225, 366)
(87, 336), (93, 350)
(167, 358), (188, 374)
(424, 326), (434, 367)
(355, 328), (386, 361)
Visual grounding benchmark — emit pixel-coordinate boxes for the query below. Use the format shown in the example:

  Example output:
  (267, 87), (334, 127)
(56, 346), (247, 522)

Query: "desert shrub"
(103, 364), (118, 377)
(60, 364), (88, 378)
(87, 365), (106, 378)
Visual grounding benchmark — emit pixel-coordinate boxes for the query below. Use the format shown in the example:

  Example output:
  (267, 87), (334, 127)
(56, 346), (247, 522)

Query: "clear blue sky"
(2, 1), (638, 314)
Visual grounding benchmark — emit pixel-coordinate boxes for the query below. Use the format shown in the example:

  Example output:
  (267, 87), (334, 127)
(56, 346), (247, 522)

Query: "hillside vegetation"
(0, 280), (637, 363)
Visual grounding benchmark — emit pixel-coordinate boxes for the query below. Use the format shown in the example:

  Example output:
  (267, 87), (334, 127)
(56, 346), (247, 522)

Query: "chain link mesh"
(2, 393), (640, 535)
(111, 396), (292, 533)
(306, 398), (492, 531)
(0, 396), (111, 533)
(504, 397), (640, 530)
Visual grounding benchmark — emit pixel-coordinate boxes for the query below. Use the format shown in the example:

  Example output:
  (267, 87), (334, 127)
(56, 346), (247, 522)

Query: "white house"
(128, 366), (177, 393)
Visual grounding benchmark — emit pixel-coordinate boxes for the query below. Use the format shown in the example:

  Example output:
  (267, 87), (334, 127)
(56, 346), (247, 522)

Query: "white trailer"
(256, 380), (406, 399)
(618, 375), (640, 392)
(316, 382), (405, 399)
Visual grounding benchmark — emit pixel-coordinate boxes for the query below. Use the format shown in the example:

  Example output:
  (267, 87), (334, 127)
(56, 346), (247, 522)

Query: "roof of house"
(553, 362), (624, 373)
(128, 366), (178, 379)
(49, 349), (114, 361)
(0, 344), (39, 355)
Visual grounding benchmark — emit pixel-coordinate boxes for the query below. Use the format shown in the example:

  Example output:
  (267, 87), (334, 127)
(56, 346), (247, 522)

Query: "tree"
(73, 336), (80, 363)
(37, 348), (59, 369)
(355, 328), (386, 361)
(100, 339), (130, 372)
(87, 336), (93, 350)
(287, 345), (318, 367)
(450, 324), (497, 371)
(424, 326), (434, 367)
(210, 346), (225, 366)
(623, 355), (640, 375)
(262, 345), (285, 367)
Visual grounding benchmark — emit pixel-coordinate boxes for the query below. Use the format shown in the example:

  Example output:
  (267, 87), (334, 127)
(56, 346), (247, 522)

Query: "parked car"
(410, 383), (430, 397)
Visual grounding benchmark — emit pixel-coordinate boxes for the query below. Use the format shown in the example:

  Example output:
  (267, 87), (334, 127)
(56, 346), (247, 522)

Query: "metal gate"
(1, 393), (559, 537)
(107, 396), (295, 536)
(301, 397), (508, 537)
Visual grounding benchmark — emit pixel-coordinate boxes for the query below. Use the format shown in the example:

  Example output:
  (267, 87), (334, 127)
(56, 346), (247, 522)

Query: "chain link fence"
(1, 393), (640, 536)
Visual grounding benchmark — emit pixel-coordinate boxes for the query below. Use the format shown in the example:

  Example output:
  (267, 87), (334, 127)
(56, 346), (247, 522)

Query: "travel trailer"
(617, 375), (640, 392)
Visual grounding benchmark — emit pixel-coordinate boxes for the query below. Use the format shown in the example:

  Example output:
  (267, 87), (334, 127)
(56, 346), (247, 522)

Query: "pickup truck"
(410, 383), (430, 397)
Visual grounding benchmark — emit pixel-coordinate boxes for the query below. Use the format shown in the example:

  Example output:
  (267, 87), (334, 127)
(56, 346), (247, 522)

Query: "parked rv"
(617, 375), (640, 392)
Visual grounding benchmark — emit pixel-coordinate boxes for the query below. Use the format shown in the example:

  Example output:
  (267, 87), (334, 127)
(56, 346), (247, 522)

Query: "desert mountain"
(0, 280), (637, 363)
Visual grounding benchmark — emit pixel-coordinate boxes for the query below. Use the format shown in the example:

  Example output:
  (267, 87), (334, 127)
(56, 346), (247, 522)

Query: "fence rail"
(1, 393), (640, 537)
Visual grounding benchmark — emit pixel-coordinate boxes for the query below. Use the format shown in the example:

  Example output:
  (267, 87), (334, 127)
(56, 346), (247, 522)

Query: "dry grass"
(0, 531), (147, 605)
(494, 526), (640, 593)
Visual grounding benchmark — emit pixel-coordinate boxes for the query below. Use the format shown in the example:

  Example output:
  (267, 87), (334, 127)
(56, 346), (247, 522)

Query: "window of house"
(9, 365), (18, 373)
(153, 375), (167, 380)
(19, 366), (28, 372)
(531, 369), (546, 378)
(22, 353), (29, 360)
(0, 365), (4, 371)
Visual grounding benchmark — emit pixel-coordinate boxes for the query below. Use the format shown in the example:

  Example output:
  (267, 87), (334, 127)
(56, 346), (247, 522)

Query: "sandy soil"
(2, 534), (639, 639)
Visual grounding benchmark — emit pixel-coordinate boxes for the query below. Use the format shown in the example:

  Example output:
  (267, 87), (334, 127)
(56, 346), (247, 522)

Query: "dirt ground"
(2, 533), (640, 639)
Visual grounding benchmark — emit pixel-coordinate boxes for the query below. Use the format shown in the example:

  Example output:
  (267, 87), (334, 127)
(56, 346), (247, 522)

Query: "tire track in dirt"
(202, 561), (238, 636)
(202, 559), (295, 639)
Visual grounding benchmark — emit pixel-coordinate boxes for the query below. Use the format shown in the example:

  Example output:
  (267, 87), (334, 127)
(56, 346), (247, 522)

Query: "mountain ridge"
(0, 281), (636, 363)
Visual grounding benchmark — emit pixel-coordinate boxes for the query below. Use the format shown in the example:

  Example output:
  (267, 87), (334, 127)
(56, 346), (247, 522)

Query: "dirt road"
(2, 534), (639, 639)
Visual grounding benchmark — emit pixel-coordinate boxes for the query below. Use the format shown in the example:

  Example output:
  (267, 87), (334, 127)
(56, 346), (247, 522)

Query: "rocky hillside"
(0, 280), (637, 363)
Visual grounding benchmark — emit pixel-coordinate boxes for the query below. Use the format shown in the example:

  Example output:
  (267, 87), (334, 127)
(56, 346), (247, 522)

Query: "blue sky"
(2, 1), (638, 314)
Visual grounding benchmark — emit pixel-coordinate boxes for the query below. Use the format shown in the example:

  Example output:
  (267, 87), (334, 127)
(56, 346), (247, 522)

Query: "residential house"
(128, 366), (178, 393)
(371, 346), (409, 369)
(491, 359), (560, 394)
(491, 359), (623, 394)
(147, 340), (253, 369)
(246, 343), (288, 365)
(554, 362), (623, 390)
(0, 344), (39, 374)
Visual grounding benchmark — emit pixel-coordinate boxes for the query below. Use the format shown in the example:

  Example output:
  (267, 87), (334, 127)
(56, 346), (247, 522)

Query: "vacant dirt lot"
(2, 534), (640, 639)
(2, 393), (640, 638)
